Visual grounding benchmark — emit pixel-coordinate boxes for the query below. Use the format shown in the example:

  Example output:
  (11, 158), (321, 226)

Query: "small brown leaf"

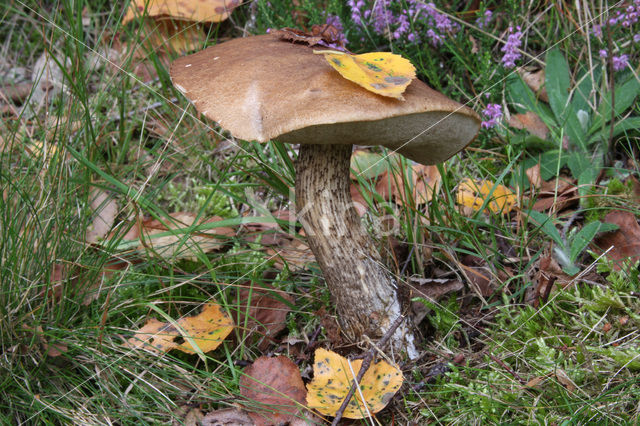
(518, 67), (548, 102)
(235, 284), (293, 350)
(508, 111), (549, 140)
(555, 368), (576, 392)
(137, 212), (234, 260)
(239, 356), (308, 426)
(201, 408), (254, 426)
(86, 189), (118, 244)
(593, 210), (640, 270)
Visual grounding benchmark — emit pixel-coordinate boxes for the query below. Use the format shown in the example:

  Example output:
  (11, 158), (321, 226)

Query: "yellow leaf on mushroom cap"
(306, 348), (403, 419)
(317, 51), (416, 100)
(128, 303), (234, 354)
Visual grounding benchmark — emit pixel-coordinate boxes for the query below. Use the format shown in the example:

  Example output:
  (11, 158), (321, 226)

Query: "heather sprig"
(481, 103), (502, 129)
(500, 25), (523, 69)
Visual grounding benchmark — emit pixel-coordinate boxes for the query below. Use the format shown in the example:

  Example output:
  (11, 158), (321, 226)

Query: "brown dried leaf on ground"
(172, 406), (205, 426)
(135, 212), (234, 260)
(531, 174), (578, 213)
(378, 162), (441, 206)
(593, 210), (640, 270)
(86, 189), (118, 244)
(518, 67), (548, 102)
(123, 0), (240, 23)
(128, 302), (234, 354)
(23, 325), (68, 358)
(407, 277), (464, 324)
(239, 356), (311, 426)
(235, 283), (293, 350)
(201, 408), (254, 425)
(508, 111), (549, 140)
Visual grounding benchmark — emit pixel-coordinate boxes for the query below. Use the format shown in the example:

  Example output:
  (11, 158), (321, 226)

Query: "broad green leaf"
(528, 210), (565, 249)
(593, 75), (640, 131)
(570, 221), (602, 262)
(588, 116), (640, 145)
(571, 67), (600, 118)
(507, 75), (555, 124)
(546, 49), (571, 121)
(538, 150), (568, 180)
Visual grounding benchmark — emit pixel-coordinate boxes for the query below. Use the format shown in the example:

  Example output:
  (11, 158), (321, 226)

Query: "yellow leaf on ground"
(128, 303), (234, 354)
(318, 51), (416, 99)
(306, 348), (403, 419)
(456, 178), (517, 214)
(124, 0), (240, 24)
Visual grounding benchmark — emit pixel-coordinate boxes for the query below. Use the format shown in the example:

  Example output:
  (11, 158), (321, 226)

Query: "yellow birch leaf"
(306, 348), (403, 419)
(456, 178), (517, 214)
(128, 303), (234, 354)
(318, 51), (416, 100)
(123, 0), (240, 24)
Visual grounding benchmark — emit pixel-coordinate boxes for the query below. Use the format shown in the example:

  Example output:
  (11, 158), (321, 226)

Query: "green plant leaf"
(546, 49), (571, 122)
(588, 117), (640, 145)
(570, 221), (602, 262)
(592, 76), (640, 131)
(507, 75), (555, 124)
(546, 50), (588, 150)
(528, 210), (565, 249)
(538, 149), (568, 180)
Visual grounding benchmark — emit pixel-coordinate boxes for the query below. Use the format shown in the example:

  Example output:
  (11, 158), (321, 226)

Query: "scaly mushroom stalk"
(295, 144), (416, 356)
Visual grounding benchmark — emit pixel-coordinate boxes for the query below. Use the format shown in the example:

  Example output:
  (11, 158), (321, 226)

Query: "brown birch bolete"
(170, 34), (480, 358)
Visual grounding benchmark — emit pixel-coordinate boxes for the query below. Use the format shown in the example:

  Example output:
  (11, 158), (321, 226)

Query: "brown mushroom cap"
(170, 34), (480, 165)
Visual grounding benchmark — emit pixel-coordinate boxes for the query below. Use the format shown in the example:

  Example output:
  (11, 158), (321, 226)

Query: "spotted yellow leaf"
(317, 50), (416, 100)
(306, 348), (403, 419)
(128, 303), (234, 354)
(457, 178), (517, 214)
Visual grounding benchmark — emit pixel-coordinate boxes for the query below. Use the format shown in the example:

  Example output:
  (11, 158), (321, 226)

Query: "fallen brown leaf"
(235, 284), (293, 350)
(593, 210), (640, 270)
(86, 189), (118, 244)
(201, 408), (254, 425)
(136, 212), (235, 260)
(508, 111), (549, 140)
(518, 67), (548, 102)
(239, 356), (309, 426)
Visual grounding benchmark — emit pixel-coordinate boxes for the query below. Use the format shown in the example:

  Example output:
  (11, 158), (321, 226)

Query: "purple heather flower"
(599, 49), (608, 58)
(501, 26), (523, 68)
(613, 54), (629, 71)
(481, 103), (503, 129)
(476, 10), (493, 29)
(592, 24), (602, 38)
(634, 34), (640, 43)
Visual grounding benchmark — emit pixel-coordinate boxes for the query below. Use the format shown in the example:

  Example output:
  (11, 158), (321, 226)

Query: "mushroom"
(170, 34), (480, 358)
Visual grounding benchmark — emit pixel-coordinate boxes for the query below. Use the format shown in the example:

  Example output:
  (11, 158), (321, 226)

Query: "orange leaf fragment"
(306, 348), (403, 419)
(128, 302), (234, 354)
(456, 178), (517, 214)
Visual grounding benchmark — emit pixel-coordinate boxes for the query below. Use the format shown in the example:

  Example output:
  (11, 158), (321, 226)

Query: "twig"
(489, 353), (526, 385)
(331, 315), (405, 426)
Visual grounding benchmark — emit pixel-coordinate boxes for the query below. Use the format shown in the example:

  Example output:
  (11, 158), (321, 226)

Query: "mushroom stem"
(295, 144), (418, 358)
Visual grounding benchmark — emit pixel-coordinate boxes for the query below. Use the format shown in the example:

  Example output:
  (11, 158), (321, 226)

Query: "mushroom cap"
(170, 34), (480, 165)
